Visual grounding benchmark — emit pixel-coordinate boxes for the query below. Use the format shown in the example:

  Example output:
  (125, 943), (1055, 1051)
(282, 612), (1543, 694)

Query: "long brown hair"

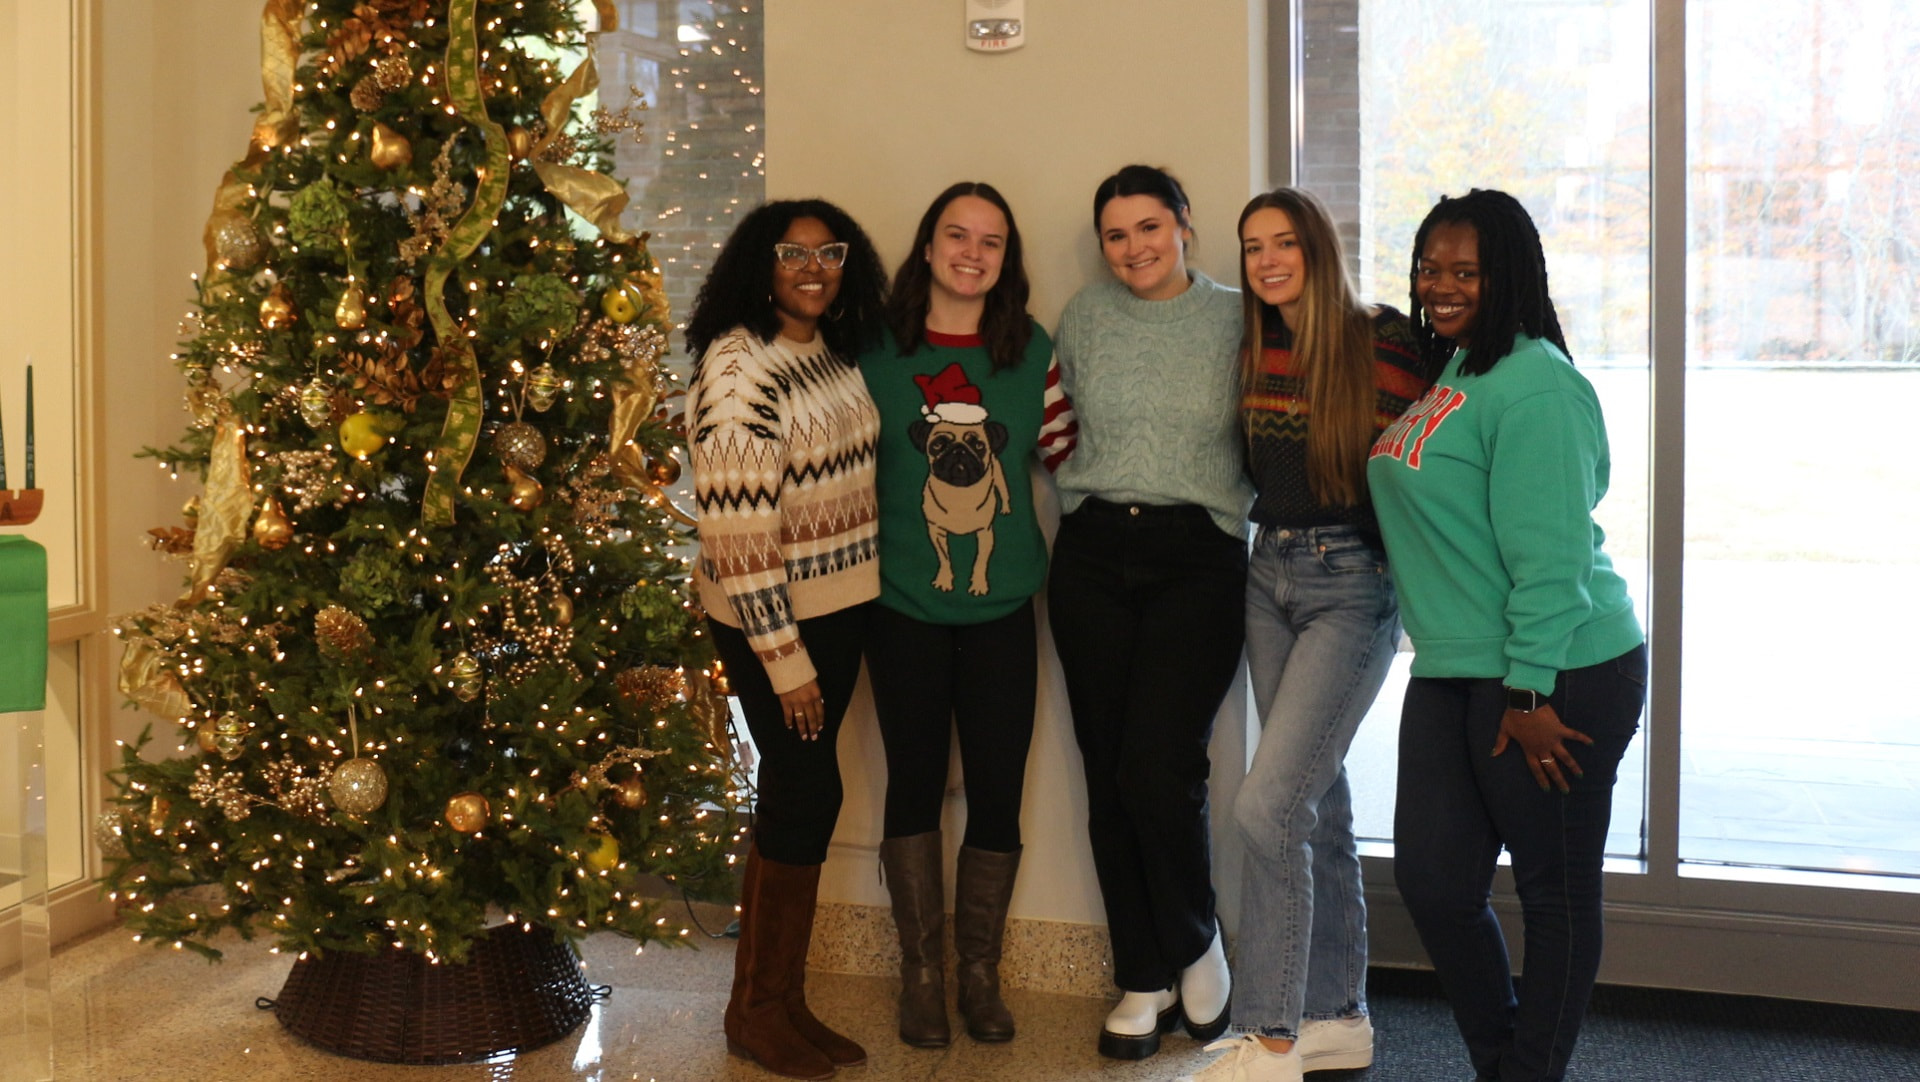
(1237, 187), (1376, 508)
(886, 182), (1033, 372)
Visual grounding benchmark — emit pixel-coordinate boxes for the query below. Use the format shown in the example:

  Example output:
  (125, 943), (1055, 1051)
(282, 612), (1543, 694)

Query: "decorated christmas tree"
(103, 0), (739, 968)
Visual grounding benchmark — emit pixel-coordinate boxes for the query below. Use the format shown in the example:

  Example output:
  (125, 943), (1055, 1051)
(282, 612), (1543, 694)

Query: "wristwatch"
(1504, 686), (1544, 713)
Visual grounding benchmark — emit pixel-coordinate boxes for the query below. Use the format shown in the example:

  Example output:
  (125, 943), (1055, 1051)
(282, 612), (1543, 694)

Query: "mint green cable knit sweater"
(1051, 271), (1253, 538)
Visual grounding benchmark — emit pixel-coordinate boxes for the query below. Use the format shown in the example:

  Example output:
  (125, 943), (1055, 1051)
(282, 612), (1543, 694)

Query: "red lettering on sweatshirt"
(1371, 386), (1467, 469)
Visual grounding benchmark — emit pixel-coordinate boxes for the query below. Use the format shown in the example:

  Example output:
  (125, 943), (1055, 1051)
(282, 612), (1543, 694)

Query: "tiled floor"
(38, 921), (1228, 1082)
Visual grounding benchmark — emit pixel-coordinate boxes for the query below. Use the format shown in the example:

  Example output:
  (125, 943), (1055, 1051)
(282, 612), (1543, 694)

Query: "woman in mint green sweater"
(1048, 165), (1252, 1061)
(1367, 189), (1645, 1082)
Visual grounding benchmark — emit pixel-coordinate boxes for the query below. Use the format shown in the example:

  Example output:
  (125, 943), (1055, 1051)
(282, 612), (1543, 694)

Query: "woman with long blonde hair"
(1181, 187), (1433, 1082)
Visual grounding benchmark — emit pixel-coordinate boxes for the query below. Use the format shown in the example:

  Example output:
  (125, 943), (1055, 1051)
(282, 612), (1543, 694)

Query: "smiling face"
(771, 216), (844, 342)
(925, 194), (1008, 307)
(1098, 194), (1191, 301)
(1416, 221), (1482, 343)
(1241, 206), (1308, 321)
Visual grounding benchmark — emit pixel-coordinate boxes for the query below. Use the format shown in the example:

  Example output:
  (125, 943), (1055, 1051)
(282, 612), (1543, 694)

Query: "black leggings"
(864, 600), (1037, 853)
(708, 604), (868, 866)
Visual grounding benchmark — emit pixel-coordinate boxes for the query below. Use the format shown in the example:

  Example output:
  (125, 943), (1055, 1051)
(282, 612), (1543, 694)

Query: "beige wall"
(766, 1), (1267, 925)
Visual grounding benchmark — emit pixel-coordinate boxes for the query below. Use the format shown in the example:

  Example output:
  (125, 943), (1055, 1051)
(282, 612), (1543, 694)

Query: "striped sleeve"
(687, 332), (815, 692)
(1035, 351), (1079, 473)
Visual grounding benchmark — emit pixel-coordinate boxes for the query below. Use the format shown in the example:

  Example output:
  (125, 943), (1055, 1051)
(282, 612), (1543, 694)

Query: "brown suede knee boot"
(722, 845), (837, 1080)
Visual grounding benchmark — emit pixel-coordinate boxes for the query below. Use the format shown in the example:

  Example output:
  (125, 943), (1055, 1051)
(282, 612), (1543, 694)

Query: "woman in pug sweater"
(1048, 164), (1253, 1060)
(860, 181), (1077, 1048)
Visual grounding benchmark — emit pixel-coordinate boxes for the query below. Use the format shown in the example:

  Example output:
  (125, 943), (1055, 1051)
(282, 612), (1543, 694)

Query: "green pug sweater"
(860, 323), (1077, 624)
(1366, 334), (1641, 694)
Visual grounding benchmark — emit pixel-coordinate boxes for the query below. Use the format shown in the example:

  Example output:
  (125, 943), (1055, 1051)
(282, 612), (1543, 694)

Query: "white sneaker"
(1098, 987), (1180, 1060)
(1295, 1016), (1374, 1072)
(1175, 1034), (1304, 1082)
(1179, 926), (1232, 1039)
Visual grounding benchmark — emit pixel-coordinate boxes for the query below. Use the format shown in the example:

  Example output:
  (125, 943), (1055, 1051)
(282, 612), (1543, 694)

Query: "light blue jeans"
(1232, 523), (1399, 1039)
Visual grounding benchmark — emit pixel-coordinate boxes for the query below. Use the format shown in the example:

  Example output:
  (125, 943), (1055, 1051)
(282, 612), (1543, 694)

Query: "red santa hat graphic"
(914, 363), (989, 425)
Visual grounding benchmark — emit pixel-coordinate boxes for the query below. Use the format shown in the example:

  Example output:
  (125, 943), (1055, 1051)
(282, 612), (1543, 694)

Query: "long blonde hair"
(1237, 187), (1376, 508)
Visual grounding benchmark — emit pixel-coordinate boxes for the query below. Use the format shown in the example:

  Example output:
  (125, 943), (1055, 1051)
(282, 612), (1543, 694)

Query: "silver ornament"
(525, 363), (563, 413)
(449, 651), (483, 702)
(298, 380), (335, 427)
(493, 421), (548, 471)
(214, 712), (250, 761)
(94, 812), (128, 858)
(329, 758), (389, 816)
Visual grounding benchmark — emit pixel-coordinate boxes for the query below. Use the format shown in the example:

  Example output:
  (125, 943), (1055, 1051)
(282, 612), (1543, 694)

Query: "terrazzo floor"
(35, 920), (1230, 1082)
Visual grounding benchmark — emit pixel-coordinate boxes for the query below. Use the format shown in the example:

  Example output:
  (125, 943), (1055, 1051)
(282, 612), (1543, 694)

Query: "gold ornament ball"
(448, 651), (483, 702)
(208, 208), (267, 271)
(334, 283), (368, 330)
(584, 834), (621, 874)
(298, 380), (335, 428)
(214, 711), (250, 761)
(505, 464), (544, 512)
(492, 421), (547, 471)
(253, 497), (294, 550)
(647, 453), (681, 486)
(613, 777), (649, 809)
(444, 792), (491, 833)
(370, 121), (413, 171)
(195, 719), (220, 755)
(340, 411), (387, 459)
(260, 282), (297, 330)
(330, 758), (389, 816)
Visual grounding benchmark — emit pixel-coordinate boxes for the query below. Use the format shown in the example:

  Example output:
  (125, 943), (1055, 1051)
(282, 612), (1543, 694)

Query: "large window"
(1296, 0), (1920, 883)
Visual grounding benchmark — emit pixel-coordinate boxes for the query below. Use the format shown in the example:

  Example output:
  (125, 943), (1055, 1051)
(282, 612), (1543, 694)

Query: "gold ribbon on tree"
(186, 418), (254, 600)
(529, 55), (636, 244)
(199, 0), (303, 300)
(420, 0), (513, 527)
(117, 640), (193, 723)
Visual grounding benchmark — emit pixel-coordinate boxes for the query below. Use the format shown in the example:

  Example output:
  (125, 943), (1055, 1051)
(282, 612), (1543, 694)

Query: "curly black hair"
(885, 181), (1034, 372)
(1408, 188), (1569, 376)
(683, 198), (889, 363)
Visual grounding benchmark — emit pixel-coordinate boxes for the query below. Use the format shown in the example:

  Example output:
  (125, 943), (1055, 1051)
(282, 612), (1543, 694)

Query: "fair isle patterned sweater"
(688, 327), (880, 693)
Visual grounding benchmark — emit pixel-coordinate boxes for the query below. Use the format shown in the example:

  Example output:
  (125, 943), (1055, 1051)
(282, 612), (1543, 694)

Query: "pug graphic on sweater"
(911, 363), (1009, 595)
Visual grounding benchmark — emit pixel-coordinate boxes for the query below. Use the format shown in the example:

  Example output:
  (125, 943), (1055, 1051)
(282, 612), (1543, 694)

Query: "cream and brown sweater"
(688, 327), (880, 693)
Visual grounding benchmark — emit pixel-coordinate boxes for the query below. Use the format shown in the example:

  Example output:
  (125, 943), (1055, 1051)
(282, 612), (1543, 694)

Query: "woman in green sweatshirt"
(1366, 189), (1645, 1082)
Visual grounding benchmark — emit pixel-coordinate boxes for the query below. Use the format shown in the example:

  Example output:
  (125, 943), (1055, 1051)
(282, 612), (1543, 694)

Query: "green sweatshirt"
(1366, 334), (1641, 694)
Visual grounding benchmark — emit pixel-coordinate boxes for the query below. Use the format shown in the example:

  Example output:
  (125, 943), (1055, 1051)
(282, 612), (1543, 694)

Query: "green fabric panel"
(0, 536), (48, 712)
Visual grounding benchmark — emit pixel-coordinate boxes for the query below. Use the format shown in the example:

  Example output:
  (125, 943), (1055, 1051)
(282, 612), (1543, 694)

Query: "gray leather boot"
(954, 844), (1021, 1042)
(880, 831), (950, 1047)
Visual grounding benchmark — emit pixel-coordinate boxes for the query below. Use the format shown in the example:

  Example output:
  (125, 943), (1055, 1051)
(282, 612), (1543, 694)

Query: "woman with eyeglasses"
(1048, 164), (1253, 1060)
(859, 181), (1077, 1049)
(685, 198), (889, 1081)
(1371, 189), (1645, 1082)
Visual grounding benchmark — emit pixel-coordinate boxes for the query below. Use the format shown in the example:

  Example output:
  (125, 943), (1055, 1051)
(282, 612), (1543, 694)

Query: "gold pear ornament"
(369, 121), (413, 171)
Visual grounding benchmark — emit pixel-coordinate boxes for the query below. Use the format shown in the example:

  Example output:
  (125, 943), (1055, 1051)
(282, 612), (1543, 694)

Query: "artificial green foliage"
(104, 0), (739, 964)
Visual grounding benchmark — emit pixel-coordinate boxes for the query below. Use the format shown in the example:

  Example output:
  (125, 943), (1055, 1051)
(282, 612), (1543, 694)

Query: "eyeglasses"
(774, 242), (849, 270)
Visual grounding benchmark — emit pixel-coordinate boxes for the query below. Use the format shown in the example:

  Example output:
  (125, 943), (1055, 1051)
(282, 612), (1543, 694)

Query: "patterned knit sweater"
(688, 327), (880, 693)
(1242, 305), (1432, 534)
(1051, 272), (1253, 538)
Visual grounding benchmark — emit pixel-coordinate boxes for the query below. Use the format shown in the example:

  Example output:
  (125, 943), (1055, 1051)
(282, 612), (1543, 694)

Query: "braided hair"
(1408, 189), (1569, 376)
